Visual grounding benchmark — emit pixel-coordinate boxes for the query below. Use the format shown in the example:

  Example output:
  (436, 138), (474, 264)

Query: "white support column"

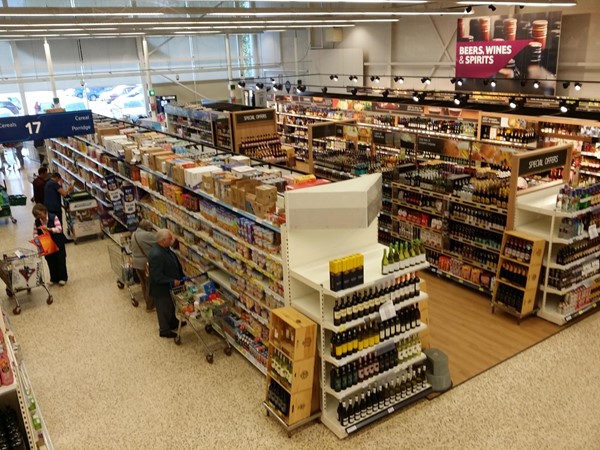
(142, 36), (157, 120)
(294, 31), (299, 80)
(43, 39), (59, 107)
(225, 34), (236, 104)
(9, 41), (28, 115)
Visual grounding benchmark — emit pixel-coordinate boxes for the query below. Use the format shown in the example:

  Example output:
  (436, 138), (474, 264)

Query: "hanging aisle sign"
(0, 110), (95, 144)
(456, 12), (562, 95)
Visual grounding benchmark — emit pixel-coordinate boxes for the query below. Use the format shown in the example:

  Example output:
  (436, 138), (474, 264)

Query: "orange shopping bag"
(31, 232), (59, 256)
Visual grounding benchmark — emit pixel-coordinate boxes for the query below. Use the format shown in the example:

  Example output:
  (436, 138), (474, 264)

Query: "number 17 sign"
(0, 110), (95, 143)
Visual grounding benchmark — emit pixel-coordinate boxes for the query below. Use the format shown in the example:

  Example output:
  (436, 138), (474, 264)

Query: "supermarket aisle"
(1, 167), (599, 449)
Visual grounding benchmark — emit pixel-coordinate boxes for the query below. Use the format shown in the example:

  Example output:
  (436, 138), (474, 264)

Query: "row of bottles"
(546, 260), (600, 290)
(448, 222), (502, 250)
(558, 280), (600, 316)
(239, 133), (287, 161)
(331, 304), (422, 359)
(503, 236), (533, 262)
(397, 190), (440, 210)
(451, 204), (507, 229)
(270, 348), (293, 385)
(480, 125), (537, 145)
(450, 241), (498, 271)
(333, 273), (422, 326)
(267, 379), (290, 416)
(331, 340), (422, 394)
(401, 116), (478, 138)
(496, 283), (525, 312)
(499, 261), (528, 287)
(555, 182), (600, 212)
(467, 178), (510, 209)
(336, 364), (428, 426)
(555, 237), (600, 266)
(381, 240), (427, 275)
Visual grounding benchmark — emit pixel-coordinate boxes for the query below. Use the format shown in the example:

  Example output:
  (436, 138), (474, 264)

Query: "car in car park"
(110, 93), (147, 121)
(0, 107), (15, 118)
(99, 85), (138, 103)
(63, 102), (88, 112)
(0, 100), (21, 116)
(67, 86), (109, 101)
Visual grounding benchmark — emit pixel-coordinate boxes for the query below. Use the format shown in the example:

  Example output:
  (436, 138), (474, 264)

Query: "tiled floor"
(1, 161), (599, 449)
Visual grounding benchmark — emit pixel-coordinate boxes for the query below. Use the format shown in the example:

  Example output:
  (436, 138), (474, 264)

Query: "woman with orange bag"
(32, 204), (68, 286)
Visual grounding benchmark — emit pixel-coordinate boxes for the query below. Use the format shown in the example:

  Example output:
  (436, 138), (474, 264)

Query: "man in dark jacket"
(32, 167), (50, 204)
(44, 173), (72, 226)
(148, 229), (185, 338)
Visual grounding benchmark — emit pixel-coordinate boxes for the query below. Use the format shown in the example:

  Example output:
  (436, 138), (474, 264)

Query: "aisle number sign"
(0, 111), (95, 144)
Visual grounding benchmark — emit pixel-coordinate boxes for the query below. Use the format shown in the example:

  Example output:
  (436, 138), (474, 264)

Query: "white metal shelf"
(324, 353), (427, 400)
(540, 273), (600, 296)
(290, 292), (321, 324)
(538, 295), (600, 325)
(290, 243), (428, 298)
(323, 324), (427, 367)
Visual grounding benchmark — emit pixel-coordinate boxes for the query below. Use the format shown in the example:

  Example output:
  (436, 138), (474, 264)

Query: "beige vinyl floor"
(1, 160), (599, 449)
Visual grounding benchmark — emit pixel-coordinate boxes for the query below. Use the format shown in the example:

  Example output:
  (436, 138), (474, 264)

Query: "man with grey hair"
(131, 219), (157, 311)
(148, 229), (185, 338)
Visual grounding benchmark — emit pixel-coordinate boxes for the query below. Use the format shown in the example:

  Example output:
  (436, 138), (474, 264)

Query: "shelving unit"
(284, 174), (432, 439)
(491, 230), (546, 323)
(48, 117), (309, 375)
(264, 307), (320, 435)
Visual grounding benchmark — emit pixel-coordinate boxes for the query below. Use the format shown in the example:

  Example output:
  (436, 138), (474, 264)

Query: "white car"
(99, 85), (137, 104)
(110, 94), (147, 121)
(0, 107), (14, 118)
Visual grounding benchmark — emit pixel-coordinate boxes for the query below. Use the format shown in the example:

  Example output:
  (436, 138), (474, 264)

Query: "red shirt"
(32, 176), (48, 204)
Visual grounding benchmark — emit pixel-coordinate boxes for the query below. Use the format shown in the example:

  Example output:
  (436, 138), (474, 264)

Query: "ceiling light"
(421, 77), (431, 85)
(453, 94), (462, 105)
(413, 91), (423, 102)
(465, 6), (473, 13)
(270, 77), (275, 82)
(255, 82), (264, 90)
(559, 100), (569, 113)
(238, 80), (246, 88)
(509, 97), (517, 109)
(450, 77), (457, 84)
(457, 78), (464, 87)
(370, 75), (380, 83)
(321, 87), (328, 94)
(273, 83), (283, 91)
(562, 81), (570, 89)
(208, 11), (474, 17)
(351, 76), (359, 83)
(533, 80), (540, 89)
(394, 76), (404, 84)
(2, 12), (164, 17)
(330, 75), (338, 81)
(490, 79), (497, 87)
(382, 89), (390, 98)
(457, 1), (576, 6)
(489, 5), (497, 11)
(351, 88), (358, 96)
(575, 82), (582, 91)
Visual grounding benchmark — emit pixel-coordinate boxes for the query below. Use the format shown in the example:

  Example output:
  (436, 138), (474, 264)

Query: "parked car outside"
(110, 94), (147, 121)
(63, 102), (88, 112)
(99, 85), (138, 104)
(0, 100), (20, 116)
(0, 107), (15, 118)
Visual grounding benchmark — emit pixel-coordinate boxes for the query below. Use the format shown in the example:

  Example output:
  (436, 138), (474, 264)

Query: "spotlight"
(412, 91), (420, 102)
(382, 89), (389, 98)
(488, 4), (496, 11)
(421, 77), (431, 85)
(255, 82), (264, 90)
(465, 6), (472, 13)
(483, 79), (490, 86)
(575, 82), (582, 91)
(453, 94), (469, 106)
(330, 75), (338, 81)
(349, 75), (358, 82)
(509, 97), (517, 109)
(520, 80), (527, 87)
(450, 77), (457, 85)
(237, 80), (246, 88)
(519, 4), (524, 9)
(457, 78), (464, 87)
(370, 76), (381, 83)
(533, 80), (540, 89)
(273, 83), (283, 92)
(453, 94), (462, 105)
(559, 100), (569, 113)
(270, 77), (275, 82)
(298, 85), (306, 93)
(351, 87), (358, 96)
(490, 79), (497, 87)
(321, 87), (328, 94)
(394, 76), (404, 84)
(563, 81), (570, 89)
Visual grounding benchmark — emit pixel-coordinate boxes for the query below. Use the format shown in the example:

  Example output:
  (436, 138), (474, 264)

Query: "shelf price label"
(0, 110), (94, 143)
(588, 224), (599, 240)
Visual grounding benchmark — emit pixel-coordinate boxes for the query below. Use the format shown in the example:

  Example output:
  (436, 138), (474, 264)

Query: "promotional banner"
(456, 12), (562, 95)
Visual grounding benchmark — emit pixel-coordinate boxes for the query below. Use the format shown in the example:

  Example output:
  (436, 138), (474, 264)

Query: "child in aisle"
(32, 204), (68, 286)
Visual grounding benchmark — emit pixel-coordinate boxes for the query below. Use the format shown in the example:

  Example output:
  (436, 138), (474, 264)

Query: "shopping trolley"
(171, 273), (232, 364)
(0, 247), (53, 315)
(106, 242), (139, 307)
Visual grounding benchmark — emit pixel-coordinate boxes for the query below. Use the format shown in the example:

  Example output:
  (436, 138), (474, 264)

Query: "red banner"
(456, 41), (532, 79)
